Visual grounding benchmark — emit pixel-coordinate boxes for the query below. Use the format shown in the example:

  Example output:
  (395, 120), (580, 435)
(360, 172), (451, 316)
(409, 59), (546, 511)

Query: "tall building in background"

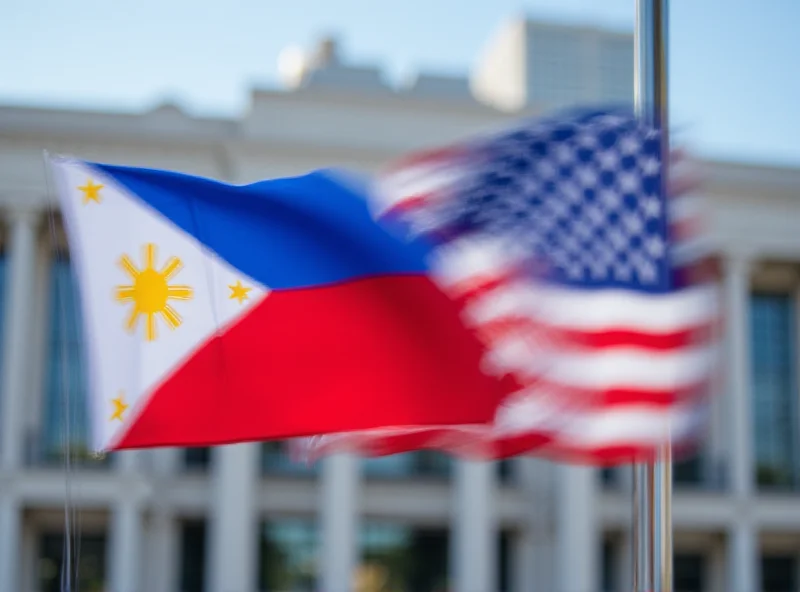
(1, 16), (800, 592)
(471, 18), (634, 112)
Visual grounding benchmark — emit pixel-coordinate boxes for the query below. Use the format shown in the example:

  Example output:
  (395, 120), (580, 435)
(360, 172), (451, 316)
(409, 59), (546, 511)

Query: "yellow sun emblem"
(115, 243), (194, 341)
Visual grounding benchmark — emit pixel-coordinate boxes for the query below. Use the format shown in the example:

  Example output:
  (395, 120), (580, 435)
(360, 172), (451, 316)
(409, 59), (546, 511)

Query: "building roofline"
(521, 14), (633, 37)
(1, 103), (798, 186)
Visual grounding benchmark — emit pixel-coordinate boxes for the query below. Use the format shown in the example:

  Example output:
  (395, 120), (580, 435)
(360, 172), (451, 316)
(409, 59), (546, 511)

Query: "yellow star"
(115, 243), (194, 342)
(77, 179), (104, 204)
(228, 280), (252, 304)
(110, 393), (129, 422)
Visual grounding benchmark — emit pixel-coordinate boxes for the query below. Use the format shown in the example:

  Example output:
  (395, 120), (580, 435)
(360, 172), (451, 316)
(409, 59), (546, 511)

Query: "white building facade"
(0, 18), (799, 592)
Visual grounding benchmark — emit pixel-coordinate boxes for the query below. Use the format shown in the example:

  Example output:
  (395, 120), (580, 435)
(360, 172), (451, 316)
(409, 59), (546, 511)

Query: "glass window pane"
(259, 518), (319, 592)
(601, 539), (616, 592)
(497, 460), (515, 484)
(262, 442), (318, 476)
(180, 520), (206, 592)
(41, 256), (101, 466)
(363, 452), (451, 479)
(673, 452), (703, 486)
(363, 454), (416, 478)
(674, 552), (704, 592)
(498, 530), (512, 592)
(358, 523), (448, 592)
(184, 447), (211, 470)
(762, 555), (797, 592)
(413, 451), (452, 479)
(751, 294), (799, 489)
(38, 532), (106, 592)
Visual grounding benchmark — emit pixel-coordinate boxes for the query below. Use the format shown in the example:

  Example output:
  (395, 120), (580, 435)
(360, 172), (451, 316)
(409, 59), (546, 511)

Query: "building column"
(728, 524), (759, 592)
(556, 464), (598, 592)
(152, 448), (181, 475)
(109, 499), (144, 592)
(108, 449), (145, 592)
(116, 449), (142, 473)
(146, 448), (181, 592)
(208, 443), (258, 592)
(1, 207), (40, 470)
(0, 495), (21, 592)
(723, 253), (759, 592)
(452, 459), (496, 592)
(145, 508), (179, 592)
(725, 253), (754, 498)
(320, 452), (359, 592)
(513, 457), (553, 592)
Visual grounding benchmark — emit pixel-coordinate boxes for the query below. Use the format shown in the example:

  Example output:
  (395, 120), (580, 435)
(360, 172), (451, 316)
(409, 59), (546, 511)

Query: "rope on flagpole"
(42, 150), (81, 592)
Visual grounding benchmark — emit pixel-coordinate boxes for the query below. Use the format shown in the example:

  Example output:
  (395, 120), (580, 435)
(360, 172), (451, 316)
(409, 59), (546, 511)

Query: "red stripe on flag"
(112, 275), (514, 450)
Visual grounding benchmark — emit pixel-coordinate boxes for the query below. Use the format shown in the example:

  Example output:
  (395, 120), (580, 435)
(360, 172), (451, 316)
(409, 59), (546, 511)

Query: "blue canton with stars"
(422, 107), (670, 294)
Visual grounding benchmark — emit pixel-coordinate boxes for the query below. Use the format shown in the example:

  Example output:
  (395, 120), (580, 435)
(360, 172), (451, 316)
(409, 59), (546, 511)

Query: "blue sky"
(2, 0), (798, 166)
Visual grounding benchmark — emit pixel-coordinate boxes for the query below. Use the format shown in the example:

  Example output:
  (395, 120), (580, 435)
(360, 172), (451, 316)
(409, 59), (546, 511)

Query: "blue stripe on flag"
(89, 163), (432, 290)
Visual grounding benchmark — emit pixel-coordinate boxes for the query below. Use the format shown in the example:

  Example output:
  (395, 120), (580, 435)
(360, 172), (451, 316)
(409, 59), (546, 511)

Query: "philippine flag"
(49, 157), (513, 453)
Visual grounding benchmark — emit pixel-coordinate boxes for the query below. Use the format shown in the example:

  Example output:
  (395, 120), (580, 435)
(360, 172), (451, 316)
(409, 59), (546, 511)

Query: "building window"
(497, 460), (515, 485)
(414, 451), (452, 478)
(179, 520), (206, 592)
(674, 552), (705, 592)
(259, 518), (318, 592)
(751, 294), (799, 489)
(762, 554), (797, 592)
(184, 447), (211, 470)
(262, 442), (317, 476)
(601, 538), (617, 592)
(498, 530), (512, 592)
(673, 451), (703, 486)
(363, 452), (451, 479)
(358, 523), (449, 592)
(41, 255), (102, 467)
(38, 531), (106, 592)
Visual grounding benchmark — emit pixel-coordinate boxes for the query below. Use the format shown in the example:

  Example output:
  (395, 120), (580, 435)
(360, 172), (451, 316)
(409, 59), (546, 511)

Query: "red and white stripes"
(298, 140), (719, 465)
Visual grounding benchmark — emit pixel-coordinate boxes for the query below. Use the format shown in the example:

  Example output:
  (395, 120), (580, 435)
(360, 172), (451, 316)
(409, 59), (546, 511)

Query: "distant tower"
(277, 36), (341, 89)
(277, 35), (388, 92)
(311, 36), (340, 68)
(470, 17), (634, 113)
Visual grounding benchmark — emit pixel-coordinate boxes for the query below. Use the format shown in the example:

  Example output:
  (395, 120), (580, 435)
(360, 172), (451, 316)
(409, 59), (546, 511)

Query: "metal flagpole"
(632, 1), (672, 591)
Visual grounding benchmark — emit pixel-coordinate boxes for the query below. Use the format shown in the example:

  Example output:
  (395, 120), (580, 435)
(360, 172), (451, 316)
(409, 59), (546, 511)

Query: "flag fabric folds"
(49, 157), (514, 453)
(299, 107), (721, 465)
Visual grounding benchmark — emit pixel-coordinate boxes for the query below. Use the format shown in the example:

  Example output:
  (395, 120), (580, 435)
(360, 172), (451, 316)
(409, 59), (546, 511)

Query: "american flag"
(300, 107), (720, 465)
